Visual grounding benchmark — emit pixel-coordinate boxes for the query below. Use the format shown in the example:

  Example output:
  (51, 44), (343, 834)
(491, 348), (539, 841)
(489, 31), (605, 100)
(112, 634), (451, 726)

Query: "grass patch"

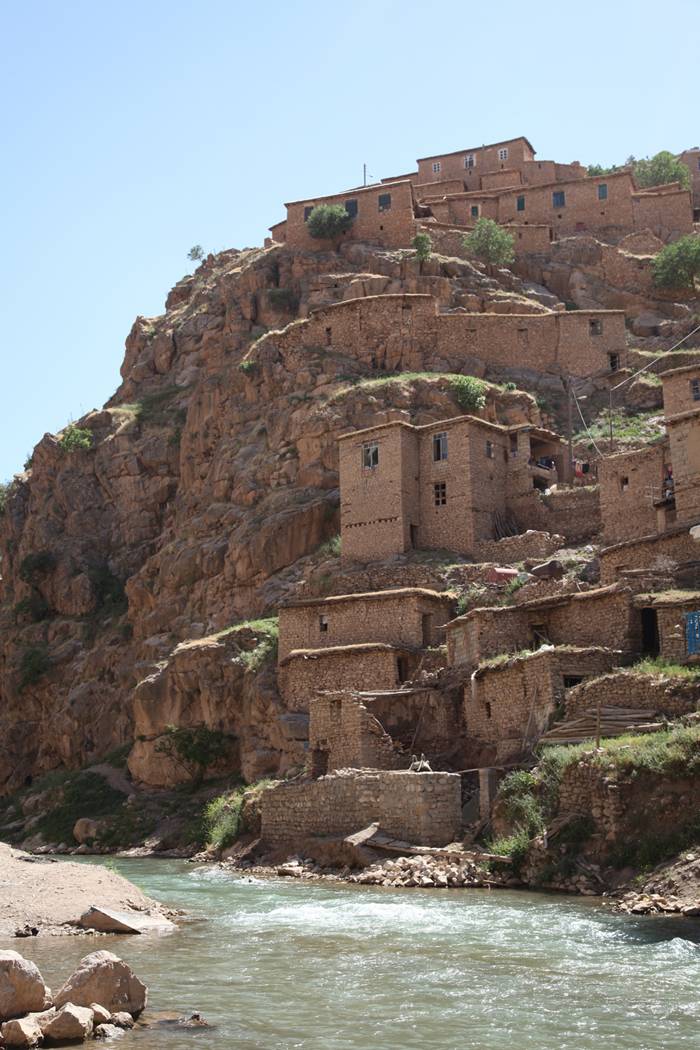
(124, 386), (188, 427)
(478, 647), (539, 671)
(450, 375), (487, 413)
(212, 618), (280, 671)
(203, 778), (276, 851)
(317, 534), (341, 558)
(573, 409), (665, 449)
(631, 656), (700, 679)
(539, 723), (700, 778)
(58, 425), (93, 452)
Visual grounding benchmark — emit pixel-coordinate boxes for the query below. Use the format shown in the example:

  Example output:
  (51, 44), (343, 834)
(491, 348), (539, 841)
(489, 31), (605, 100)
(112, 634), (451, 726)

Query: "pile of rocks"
(0, 949), (146, 1046)
(348, 854), (489, 889)
(617, 892), (700, 917)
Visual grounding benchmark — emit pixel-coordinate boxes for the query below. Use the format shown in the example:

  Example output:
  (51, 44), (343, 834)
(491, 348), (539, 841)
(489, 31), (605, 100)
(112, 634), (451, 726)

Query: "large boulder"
(54, 951), (147, 1016)
(42, 1003), (94, 1042)
(0, 951), (52, 1020)
(1, 1015), (44, 1047)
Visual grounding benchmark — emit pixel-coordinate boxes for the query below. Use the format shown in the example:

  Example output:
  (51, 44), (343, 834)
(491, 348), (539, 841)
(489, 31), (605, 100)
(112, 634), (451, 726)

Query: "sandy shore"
(0, 843), (174, 936)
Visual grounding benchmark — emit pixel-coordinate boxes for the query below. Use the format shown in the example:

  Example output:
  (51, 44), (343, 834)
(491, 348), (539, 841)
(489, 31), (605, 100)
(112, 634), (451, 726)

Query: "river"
(1, 858), (698, 1049)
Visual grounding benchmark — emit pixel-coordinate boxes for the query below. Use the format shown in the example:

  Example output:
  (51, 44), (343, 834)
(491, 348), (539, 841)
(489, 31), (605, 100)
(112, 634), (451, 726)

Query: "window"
(345, 199), (358, 218)
(325, 326), (332, 346)
(433, 481), (447, 506)
(563, 676), (583, 689)
(486, 440), (494, 459)
(509, 433), (518, 456)
(471, 205), (479, 218)
(589, 319), (603, 336)
(485, 702), (492, 720)
(517, 195), (525, 212)
(498, 148), (509, 162)
(620, 475), (629, 492)
(362, 442), (379, 469)
(691, 379), (700, 401)
(552, 190), (566, 208)
(432, 161), (441, 174)
(303, 206), (314, 222)
(464, 154), (476, 169)
(609, 352), (620, 371)
(598, 183), (608, 201)
(319, 615), (328, 633)
(433, 431), (448, 462)
(378, 192), (392, 212)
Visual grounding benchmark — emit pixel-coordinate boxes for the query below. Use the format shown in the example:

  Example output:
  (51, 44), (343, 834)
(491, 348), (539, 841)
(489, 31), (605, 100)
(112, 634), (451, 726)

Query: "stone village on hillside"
(255, 136), (700, 856)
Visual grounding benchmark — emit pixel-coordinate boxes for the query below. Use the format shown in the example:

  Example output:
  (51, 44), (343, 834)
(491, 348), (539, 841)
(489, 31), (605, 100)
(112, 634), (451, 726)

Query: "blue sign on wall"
(685, 611), (700, 655)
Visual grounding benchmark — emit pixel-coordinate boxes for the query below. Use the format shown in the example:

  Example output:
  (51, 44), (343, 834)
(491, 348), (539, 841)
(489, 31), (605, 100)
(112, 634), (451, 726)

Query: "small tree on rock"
(155, 723), (232, 787)
(187, 245), (204, 262)
(412, 232), (433, 273)
(463, 218), (515, 269)
(652, 235), (700, 290)
(633, 151), (690, 191)
(306, 204), (354, 247)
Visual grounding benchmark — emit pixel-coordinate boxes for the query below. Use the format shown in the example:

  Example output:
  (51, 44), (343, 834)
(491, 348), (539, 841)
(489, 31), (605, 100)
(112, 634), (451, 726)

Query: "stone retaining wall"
(565, 671), (700, 719)
(260, 769), (462, 848)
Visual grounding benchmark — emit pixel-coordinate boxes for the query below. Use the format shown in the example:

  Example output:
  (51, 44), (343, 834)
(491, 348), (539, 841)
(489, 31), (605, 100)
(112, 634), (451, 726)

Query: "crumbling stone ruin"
(1, 131), (699, 885)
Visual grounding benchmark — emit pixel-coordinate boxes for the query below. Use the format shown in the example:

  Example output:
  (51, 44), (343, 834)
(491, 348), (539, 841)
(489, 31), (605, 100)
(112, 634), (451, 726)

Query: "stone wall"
(260, 769), (462, 848)
(599, 443), (669, 544)
(631, 186), (695, 242)
(565, 671), (700, 719)
(474, 530), (564, 564)
(416, 138), (536, 190)
(667, 413), (700, 524)
(309, 692), (400, 773)
(662, 365), (700, 419)
(599, 527), (700, 585)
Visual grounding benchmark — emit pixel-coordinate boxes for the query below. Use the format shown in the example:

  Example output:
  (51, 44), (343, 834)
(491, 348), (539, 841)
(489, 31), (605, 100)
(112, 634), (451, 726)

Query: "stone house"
(277, 642), (421, 712)
(464, 646), (620, 762)
(277, 588), (452, 661)
(338, 413), (570, 563)
(271, 179), (417, 251)
(599, 364), (700, 544)
(415, 137), (585, 194)
(253, 292), (627, 379)
(599, 524), (700, 586)
(446, 585), (640, 669)
(678, 147), (700, 215)
(632, 590), (700, 663)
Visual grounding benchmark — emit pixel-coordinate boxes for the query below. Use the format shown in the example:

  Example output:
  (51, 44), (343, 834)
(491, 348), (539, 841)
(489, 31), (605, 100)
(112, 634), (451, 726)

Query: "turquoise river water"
(1, 858), (698, 1049)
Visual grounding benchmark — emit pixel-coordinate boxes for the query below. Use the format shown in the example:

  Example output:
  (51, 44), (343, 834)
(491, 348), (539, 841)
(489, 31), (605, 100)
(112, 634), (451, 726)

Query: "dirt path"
(0, 843), (174, 936)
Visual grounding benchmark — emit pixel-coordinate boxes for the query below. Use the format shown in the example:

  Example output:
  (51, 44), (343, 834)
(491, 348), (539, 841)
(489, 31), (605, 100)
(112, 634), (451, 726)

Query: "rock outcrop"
(54, 951), (147, 1015)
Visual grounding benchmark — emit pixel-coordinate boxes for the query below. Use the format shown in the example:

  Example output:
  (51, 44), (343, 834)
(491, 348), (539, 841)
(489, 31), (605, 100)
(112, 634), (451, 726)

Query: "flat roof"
(417, 136), (536, 163)
(280, 587), (450, 610)
(280, 642), (407, 665)
(599, 522), (697, 556)
(633, 590), (700, 608)
(284, 178), (413, 208)
(337, 413), (509, 443)
(661, 363), (700, 379)
(446, 583), (627, 626)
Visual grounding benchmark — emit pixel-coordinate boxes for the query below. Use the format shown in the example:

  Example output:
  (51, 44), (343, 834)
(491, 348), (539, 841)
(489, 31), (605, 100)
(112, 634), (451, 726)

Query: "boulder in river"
(42, 1003), (95, 1042)
(54, 951), (147, 1016)
(1, 1013), (45, 1047)
(0, 951), (52, 1020)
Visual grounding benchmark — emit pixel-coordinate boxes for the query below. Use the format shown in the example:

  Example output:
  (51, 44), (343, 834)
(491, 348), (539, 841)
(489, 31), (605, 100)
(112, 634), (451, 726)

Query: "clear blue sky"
(1, 0), (696, 480)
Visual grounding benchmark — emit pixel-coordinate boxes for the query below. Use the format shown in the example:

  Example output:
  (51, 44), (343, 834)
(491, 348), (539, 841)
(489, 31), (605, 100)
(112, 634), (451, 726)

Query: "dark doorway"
(311, 748), (329, 778)
(409, 524), (418, 548)
(397, 656), (410, 683)
(641, 608), (660, 656)
(422, 613), (433, 647)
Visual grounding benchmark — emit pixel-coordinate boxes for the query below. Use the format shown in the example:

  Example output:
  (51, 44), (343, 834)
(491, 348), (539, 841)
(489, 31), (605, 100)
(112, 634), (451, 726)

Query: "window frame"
(432, 431), (448, 462)
(552, 190), (566, 208)
(598, 183), (608, 201)
(498, 147), (509, 162)
(516, 194), (526, 212)
(319, 615), (329, 633)
(433, 481), (447, 506)
(464, 153), (476, 169)
(432, 161), (441, 174)
(303, 206), (314, 222)
(691, 379), (700, 401)
(378, 192), (392, 212)
(486, 440), (495, 459)
(344, 199), (358, 219)
(362, 442), (379, 470)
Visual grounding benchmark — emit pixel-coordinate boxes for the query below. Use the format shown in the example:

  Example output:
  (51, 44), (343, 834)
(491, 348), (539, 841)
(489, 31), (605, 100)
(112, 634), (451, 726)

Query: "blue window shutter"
(345, 199), (358, 218)
(685, 611), (700, 655)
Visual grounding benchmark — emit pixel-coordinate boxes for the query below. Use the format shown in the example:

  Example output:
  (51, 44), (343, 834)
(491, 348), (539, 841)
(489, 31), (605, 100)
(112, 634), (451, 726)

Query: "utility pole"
(609, 385), (614, 451)
(363, 163), (367, 187)
(565, 376), (574, 482)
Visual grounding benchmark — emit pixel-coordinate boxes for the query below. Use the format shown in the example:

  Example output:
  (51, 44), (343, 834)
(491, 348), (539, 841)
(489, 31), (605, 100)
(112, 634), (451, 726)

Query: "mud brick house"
(278, 642), (421, 713)
(678, 146), (700, 215)
(599, 524), (700, 586)
(600, 365), (700, 544)
(260, 768), (463, 850)
(464, 646), (620, 763)
(271, 179), (417, 251)
(446, 584), (640, 669)
(338, 414), (571, 563)
(414, 137), (586, 194)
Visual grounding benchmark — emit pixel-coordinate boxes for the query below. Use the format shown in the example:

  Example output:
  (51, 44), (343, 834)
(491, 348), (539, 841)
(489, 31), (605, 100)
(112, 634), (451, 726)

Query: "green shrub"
(411, 232), (433, 268)
(59, 425), (93, 452)
(503, 381), (517, 392)
(463, 218), (515, 267)
(203, 790), (245, 850)
(587, 163), (621, 176)
(34, 771), (125, 845)
(19, 550), (56, 583)
(632, 656), (700, 679)
(155, 724), (233, 786)
(487, 828), (532, 872)
(450, 375), (487, 412)
(633, 151), (691, 191)
(239, 359), (258, 375)
(18, 646), (50, 690)
(318, 535), (341, 558)
(306, 204), (354, 243)
(14, 593), (51, 623)
(188, 245), (204, 262)
(652, 235), (700, 290)
(88, 564), (127, 615)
